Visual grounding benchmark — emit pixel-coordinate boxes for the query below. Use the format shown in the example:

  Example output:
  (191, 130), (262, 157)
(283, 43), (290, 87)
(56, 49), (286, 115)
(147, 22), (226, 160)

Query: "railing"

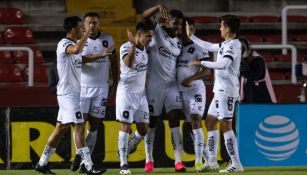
(281, 5), (307, 54)
(251, 44), (297, 84)
(0, 47), (34, 87)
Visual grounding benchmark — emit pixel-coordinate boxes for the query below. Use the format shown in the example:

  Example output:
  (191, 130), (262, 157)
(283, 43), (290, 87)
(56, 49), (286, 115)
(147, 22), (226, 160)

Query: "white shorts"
(207, 93), (237, 120)
(57, 94), (84, 124)
(80, 85), (109, 119)
(181, 86), (206, 122)
(116, 92), (149, 124)
(146, 80), (182, 116)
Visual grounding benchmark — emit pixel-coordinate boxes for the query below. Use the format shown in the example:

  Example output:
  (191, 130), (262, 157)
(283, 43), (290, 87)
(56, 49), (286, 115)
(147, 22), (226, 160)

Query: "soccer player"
(71, 12), (118, 172)
(133, 4), (185, 172)
(35, 16), (104, 175)
(187, 15), (244, 173)
(177, 17), (209, 172)
(117, 21), (154, 174)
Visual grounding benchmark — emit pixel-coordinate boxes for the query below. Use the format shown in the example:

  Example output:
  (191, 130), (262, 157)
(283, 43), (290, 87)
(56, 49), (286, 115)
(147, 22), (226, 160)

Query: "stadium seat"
(238, 16), (249, 23)
(263, 35), (281, 42)
(244, 35), (263, 42)
(0, 8), (23, 24)
(0, 51), (13, 64)
(23, 64), (49, 82)
(262, 54), (275, 62)
(3, 27), (34, 44)
(249, 15), (279, 23)
(191, 16), (218, 23)
(200, 35), (223, 43)
(269, 72), (286, 80)
(0, 64), (24, 82)
(287, 15), (307, 23)
(0, 32), (3, 44)
(12, 47), (44, 64)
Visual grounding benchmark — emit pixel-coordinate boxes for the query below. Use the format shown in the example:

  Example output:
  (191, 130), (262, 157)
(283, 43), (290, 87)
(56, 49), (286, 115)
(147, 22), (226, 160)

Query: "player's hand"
(158, 4), (169, 19)
(181, 77), (193, 87)
(83, 22), (90, 35)
(186, 21), (193, 37)
(100, 45), (114, 57)
(188, 60), (201, 67)
(127, 29), (136, 45)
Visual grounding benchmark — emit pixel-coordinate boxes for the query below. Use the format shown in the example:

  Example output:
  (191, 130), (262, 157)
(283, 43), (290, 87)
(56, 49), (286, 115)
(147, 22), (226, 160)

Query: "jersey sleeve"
(120, 43), (131, 60)
(222, 44), (239, 61)
(190, 35), (219, 52)
(61, 39), (74, 54)
(196, 46), (209, 60)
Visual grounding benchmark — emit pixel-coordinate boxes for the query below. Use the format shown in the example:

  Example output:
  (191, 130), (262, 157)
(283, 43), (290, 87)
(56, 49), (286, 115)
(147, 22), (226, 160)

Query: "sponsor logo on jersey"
(135, 63), (147, 72)
(158, 46), (177, 60)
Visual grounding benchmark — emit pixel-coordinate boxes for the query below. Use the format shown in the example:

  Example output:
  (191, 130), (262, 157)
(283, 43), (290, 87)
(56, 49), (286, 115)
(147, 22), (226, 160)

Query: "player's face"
(84, 16), (100, 36)
(75, 21), (84, 39)
(139, 30), (154, 47)
(169, 17), (183, 36)
(220, 20), (229, 39)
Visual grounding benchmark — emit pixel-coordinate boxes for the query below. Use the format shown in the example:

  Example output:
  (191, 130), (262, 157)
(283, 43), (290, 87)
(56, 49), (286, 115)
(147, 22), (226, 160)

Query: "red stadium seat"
(287, 15), (307, 23)
(0, 64), (24, 82)
(274, 54), (291, 62)
(262, 54), (275, 62)
(3, 27), (34, 44)
(249, 15), (279, 23)
(263, 35), (281, 42)
(0, 51), (13, 64)
(0, 32), (3, 44)
(12, 47), (44, 64)
(238, 16), (249, 23)
(200, 35), (223, 43)
(23, 64), (49, 82)
(244, 35), (263, 42)
(191, 16), (218, 23)
(0, 8), (23, 24)
(269, 72), (286, 80)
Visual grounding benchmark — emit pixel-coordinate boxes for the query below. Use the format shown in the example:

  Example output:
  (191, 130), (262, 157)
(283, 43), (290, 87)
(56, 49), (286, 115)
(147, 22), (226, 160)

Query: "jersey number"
(227, 97), (234, 111)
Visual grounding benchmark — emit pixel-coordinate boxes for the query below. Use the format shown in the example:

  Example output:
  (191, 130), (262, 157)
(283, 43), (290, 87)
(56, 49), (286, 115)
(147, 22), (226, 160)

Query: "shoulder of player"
(120, 41), (132, 50)
(99, 32), (114, 40)
(57, 38), (75, 49)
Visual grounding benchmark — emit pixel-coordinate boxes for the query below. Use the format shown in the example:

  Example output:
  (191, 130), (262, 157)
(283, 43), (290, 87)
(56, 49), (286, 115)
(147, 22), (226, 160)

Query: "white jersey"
(147, 24), (181, 82)
(56, 38), (82, 96)
(117, 42), (149, 94)
(214, 39), (241, 97)
(177, 41), (209, 91)
(81, 32), (115, 87)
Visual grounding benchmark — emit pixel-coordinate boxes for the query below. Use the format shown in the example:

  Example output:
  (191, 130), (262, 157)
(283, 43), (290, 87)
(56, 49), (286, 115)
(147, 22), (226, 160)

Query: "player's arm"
(66, 29), (90, 54)
(82, 46), (114, 63)
(122, 30), (138, 68)
(142, 4), (169, 25)
(181, 67), (209, 87)
(190, 57), (232, 70)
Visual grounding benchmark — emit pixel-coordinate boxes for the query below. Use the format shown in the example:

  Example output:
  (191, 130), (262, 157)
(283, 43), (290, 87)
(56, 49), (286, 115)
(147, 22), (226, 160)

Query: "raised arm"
(66, 26), (90, 54)
(142, 4), (169, 25)
(82, 46), (114, 63)
(122, 30), (138, 68)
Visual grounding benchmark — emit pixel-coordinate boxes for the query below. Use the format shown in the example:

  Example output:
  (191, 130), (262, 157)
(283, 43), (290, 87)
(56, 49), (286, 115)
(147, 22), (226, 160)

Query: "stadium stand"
(3, 26), (34, 44)
(0, 8), (23, 24)
(0, 64), (24, 82)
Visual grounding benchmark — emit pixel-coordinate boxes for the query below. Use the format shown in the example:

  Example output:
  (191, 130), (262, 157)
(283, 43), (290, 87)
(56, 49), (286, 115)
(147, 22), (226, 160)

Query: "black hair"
(184, 17), (195, 26)
(169, 10), (184, 20)
(136, 20), (155, 32)
(63, 16), (82, 33)
(84, 12), (100, 19)
(219, 15), (240, 34)
(238, 37), (251, 55)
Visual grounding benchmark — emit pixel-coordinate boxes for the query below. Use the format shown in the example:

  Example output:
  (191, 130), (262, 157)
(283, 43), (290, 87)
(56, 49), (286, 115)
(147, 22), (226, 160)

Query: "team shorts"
(116, 92), (149, 124)
(207, 93), (237, 120)
(146, 80), (182, 116)
(57, 94), (83, 124)
(181, 85), (206, 122)
(80, 85), (109, 119)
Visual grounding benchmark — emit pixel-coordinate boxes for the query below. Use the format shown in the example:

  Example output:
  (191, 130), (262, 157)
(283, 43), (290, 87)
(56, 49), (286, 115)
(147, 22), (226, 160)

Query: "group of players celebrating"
(34, 3), (244, 175)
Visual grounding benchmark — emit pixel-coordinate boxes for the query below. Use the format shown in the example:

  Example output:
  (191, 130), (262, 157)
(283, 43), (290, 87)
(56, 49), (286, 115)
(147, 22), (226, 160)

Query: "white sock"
(86, 130), (97, 154)
(223, 130), (242, 167)
(118, 131), (129, 167)
(192, 128), (204, 164)
(207, 130), (219, 164)
(128, 130), (143, 154)
(171, 127), (183, 164)
(145, 127), (156, 163)
(39, 145), (56, 166)
(78, 147), (93, 171)
(203, 142), (209, 163)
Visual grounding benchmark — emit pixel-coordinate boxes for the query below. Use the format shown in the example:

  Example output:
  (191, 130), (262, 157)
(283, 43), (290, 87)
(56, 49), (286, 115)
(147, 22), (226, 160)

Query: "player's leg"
(218, 96), (243, 173)
(165, 83), (185, 172)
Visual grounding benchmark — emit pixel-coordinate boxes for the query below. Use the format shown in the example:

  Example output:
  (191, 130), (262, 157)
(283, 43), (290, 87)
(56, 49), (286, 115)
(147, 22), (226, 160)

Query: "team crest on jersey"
(195, 95), (202, 102)
(188, 47), (195, 54)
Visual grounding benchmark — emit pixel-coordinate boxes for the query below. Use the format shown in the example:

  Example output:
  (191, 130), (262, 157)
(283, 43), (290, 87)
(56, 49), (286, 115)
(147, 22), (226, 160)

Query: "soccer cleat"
(70, 154), (82, 172)
(79, 164), (106, 175)
(199, 162), (219, 172)
(35, 163), (56, 174)
(219, 165), (244, 173)
(174, 162), (186, 172)
(144, 161), (154, 173)
(120, 164), (131, 174)
(79, 164), (87, 174)
(195, 162), (203, 172)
